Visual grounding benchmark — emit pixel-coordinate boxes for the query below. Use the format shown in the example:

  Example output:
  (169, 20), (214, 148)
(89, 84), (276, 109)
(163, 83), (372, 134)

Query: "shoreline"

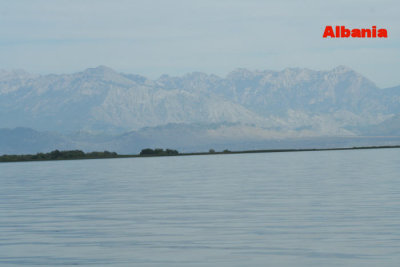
(1, 145), (400, 163)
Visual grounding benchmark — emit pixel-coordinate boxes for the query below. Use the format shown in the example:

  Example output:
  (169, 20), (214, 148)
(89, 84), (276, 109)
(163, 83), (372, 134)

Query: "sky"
(0, 0), (399, 88)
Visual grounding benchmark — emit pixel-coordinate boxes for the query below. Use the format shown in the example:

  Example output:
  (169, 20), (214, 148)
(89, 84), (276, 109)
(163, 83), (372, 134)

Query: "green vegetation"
(139, 148), (179, 156)
(0, 148), (181, 162)
(1, 145), (400, 163)
(0, 150), (118, 162)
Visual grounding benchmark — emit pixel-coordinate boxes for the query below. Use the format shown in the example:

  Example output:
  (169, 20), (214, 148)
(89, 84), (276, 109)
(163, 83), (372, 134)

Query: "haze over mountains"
(1, 66), (400, 154)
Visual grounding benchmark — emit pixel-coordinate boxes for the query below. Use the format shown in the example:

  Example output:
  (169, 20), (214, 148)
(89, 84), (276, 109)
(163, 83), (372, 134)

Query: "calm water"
(1, 149), (400, 266)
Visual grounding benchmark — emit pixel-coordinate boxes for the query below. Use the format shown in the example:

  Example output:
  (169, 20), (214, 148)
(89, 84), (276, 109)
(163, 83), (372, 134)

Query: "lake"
(1, 149), (400, 266)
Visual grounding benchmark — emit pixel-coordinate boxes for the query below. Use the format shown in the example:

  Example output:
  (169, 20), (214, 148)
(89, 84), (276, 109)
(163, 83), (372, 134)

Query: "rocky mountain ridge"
(0, 65), (399, 136)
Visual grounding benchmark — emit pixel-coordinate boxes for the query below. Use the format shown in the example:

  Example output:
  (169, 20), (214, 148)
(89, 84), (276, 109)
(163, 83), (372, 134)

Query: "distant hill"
(1, 66), (400, 154)
(360, 114), (400, 136)
(2, 125), (400, 155)
(0, 127), (71, 154)
(1, 66), (399, 135)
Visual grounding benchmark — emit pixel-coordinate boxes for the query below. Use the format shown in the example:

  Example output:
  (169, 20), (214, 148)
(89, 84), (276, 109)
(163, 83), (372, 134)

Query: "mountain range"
(1, 66), (400, 154)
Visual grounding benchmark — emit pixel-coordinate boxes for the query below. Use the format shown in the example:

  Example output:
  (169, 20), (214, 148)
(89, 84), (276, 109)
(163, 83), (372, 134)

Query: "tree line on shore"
(0, 148), (182, 162)
(2, 146), (399, 163)
(139, 148), (179, 156)
(0, 150), (118, 162)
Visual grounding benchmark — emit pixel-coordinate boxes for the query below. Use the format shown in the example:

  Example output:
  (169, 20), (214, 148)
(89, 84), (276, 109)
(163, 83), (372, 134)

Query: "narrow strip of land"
(171, 145), (400, 156)
(1, 145), (400, 163)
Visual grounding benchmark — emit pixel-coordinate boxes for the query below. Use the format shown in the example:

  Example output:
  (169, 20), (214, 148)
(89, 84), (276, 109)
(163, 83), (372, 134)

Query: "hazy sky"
(1, 0), (399, 87)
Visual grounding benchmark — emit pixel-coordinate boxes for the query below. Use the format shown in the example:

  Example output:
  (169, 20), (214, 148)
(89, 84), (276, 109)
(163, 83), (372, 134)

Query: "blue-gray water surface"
(1, 149), (400, 266)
